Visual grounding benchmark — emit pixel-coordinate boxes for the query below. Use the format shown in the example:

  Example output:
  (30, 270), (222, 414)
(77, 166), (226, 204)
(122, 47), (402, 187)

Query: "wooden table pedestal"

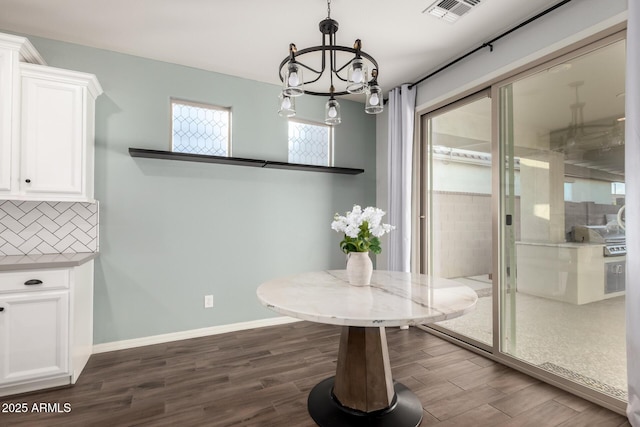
(307, 326), (423, 427)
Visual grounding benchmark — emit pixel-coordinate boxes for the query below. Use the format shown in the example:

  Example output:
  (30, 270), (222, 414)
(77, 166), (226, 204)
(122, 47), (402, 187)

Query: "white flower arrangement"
(331, 205), (395, 254)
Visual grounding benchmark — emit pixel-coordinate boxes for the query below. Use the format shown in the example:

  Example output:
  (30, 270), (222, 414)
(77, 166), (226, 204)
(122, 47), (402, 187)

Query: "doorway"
(419, 34), (627, 405)
(421, 91), (493, 350)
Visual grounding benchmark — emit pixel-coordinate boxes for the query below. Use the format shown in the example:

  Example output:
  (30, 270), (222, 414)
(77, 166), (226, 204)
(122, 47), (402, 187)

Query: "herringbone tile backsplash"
(0, 200), (98, 256)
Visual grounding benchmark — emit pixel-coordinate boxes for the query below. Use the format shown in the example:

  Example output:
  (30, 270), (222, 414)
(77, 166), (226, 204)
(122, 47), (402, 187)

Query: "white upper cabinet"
(0, 33), (45, 195)
(0, 44), (13, 193)
(19, 65), (102, 201)
(0, 32), (102, 202)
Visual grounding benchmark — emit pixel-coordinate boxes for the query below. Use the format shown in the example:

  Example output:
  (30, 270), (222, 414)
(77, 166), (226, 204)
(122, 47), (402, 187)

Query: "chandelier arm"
(293, 61), (325, 78)
(330, 43), (349, 84)
(320, 32), (330, 84)
(278, 57), (325, 82)
(329, 33), (335, 88)
(304, 88), (350, 97)
(278, 46), (379, 83)
(334, 60), (352, 74)
(292, 66), (324, 85)
(332, 62), (351, 83)
(334, 49), (379, 84)
(306, 45), (345, 55)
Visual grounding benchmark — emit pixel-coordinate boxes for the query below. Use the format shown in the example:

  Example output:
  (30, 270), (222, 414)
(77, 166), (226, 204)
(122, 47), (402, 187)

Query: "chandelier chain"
(327, 0), (331, 18)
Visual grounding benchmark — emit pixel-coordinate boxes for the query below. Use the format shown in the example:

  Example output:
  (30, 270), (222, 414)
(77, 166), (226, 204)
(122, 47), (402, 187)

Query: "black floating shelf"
(128, 148), (364, 175)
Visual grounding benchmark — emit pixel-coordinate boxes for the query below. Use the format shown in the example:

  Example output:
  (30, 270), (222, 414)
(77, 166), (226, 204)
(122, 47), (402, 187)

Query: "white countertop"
(516, 241), (603, 248)
(0, 252), (97, 271)
(257, 270), (478, 328)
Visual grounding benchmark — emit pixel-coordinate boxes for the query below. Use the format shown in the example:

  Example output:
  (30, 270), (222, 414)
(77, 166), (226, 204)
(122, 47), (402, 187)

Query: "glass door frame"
(415, 28), (628, 414)
(418, 88), (494, 354)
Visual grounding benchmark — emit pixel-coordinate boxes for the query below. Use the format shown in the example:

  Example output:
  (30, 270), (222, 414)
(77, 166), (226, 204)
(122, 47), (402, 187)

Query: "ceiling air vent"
(423, 0), (483, 23)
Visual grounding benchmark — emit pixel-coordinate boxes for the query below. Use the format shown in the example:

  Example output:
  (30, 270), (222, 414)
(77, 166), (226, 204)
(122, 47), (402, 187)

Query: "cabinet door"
(0, 290), (69, 384)
(0, 48), (15, 193)
(20, 75), (84, 198)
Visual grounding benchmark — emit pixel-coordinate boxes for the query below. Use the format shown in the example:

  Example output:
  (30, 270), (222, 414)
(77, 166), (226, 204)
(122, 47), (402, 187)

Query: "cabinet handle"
(25, 179), (31, 183)
(24, 279), (43, 286)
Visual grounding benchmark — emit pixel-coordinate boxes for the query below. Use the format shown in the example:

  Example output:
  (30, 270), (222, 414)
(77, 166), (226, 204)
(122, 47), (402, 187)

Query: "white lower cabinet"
(0, 261), (94, 396)
(0, 290), (69, 384)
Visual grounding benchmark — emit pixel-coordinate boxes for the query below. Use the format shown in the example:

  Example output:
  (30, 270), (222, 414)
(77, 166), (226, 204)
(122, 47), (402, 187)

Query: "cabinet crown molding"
(20, 63), (103, 99)
(0, 33), (46, 65)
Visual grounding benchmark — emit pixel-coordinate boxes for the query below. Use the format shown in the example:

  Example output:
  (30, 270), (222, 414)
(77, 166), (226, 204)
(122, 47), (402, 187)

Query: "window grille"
(171, 99), (230, 156)
(288, 119), (333, 166)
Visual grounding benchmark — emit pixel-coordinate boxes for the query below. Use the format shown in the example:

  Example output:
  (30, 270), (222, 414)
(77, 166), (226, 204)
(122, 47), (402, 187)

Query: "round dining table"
(257, 270), (478, 427)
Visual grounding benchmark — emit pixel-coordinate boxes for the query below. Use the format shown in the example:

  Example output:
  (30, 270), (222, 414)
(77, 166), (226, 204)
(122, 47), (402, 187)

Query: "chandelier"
(277, 0), (383, 125)
(562, 81), (625, 151)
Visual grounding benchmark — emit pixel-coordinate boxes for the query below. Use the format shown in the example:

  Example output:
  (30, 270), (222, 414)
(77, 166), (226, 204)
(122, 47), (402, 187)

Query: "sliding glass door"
(420, 32), (627, 406)
(499, 37), (627, 400)
(422, 91), (493, 349)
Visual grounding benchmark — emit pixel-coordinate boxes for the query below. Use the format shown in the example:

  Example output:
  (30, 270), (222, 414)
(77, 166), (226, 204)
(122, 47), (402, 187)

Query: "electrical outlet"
(204, 294), (214, 308)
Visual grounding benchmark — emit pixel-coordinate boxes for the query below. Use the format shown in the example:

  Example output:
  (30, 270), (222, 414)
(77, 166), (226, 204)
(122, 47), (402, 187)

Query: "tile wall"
(0, 200), (98, 256)
(431, 192), (521, 279)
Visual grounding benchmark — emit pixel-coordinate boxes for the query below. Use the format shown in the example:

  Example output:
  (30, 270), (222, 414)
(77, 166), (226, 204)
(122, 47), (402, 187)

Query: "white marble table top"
(257, 270), (478, 328)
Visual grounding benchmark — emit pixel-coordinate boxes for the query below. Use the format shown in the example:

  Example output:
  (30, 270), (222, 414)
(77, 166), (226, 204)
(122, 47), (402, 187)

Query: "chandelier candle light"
(278, 0), (384, 124)
(331, 205), (394, 286)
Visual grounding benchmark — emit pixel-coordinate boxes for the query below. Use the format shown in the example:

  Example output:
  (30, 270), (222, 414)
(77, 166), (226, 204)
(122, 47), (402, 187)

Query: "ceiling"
(0, 0), (562, 98)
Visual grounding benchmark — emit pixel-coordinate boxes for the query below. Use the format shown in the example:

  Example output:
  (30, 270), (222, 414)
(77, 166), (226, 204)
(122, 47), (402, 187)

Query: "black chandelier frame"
(278, 15), (380, 97)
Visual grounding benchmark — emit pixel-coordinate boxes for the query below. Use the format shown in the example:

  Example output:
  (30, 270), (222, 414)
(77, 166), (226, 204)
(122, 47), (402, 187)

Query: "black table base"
(307, 377), (423, 427)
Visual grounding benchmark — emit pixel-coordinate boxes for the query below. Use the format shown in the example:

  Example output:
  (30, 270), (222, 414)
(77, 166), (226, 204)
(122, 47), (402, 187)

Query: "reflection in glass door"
(422, 92), (493, 348)
(500, 38), (627, 400)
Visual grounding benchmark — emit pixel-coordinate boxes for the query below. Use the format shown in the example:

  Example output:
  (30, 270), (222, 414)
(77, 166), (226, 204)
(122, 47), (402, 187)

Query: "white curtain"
(387, 84), (417, 272)
(627, 1), (640, 424)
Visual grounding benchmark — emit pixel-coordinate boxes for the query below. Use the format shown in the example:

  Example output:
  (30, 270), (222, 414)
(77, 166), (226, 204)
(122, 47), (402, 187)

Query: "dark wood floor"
(0, 322), (631, 427)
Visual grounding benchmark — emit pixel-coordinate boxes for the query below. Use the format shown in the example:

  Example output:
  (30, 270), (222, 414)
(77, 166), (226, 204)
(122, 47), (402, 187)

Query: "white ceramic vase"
(346, 252), (373, 286)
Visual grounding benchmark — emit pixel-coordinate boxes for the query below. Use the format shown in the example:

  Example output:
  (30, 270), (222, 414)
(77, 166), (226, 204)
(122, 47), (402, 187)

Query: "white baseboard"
(0, 376), (71, 398)
(92, 316), (301, 354)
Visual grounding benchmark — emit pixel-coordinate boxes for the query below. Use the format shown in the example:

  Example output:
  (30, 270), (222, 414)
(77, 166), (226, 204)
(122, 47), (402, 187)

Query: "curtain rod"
(407, 0), (573, 90)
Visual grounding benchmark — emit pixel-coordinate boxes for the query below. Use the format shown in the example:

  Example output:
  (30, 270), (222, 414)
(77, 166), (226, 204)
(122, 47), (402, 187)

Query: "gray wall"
(16, 35), (376, 344)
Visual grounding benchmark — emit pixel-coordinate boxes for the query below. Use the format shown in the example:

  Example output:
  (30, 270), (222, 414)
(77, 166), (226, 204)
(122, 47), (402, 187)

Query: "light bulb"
(364, 84), (383, 114)
(281, 97), (291, 109)
(328, 106), (337, 118)
(288, 72), (299, 87)
(352, 67), (363, 84)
